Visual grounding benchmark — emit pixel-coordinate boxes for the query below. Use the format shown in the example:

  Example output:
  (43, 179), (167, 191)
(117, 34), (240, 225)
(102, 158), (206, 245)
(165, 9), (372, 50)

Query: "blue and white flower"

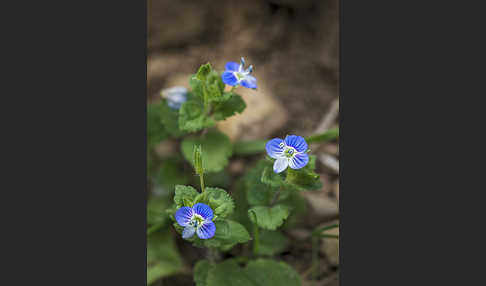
(221, 57), (257, 89)
(266, 135), (309, 173)
(175, 203), (216, 239)
(161, 86), (188, 109)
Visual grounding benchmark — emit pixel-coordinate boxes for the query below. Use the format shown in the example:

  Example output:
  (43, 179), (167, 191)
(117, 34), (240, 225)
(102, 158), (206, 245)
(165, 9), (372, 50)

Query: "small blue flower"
(175, 203), (216, 239)
(266, 135), (309, 173)
(221, 57), (257, 89)
(161, 86), (188, 109)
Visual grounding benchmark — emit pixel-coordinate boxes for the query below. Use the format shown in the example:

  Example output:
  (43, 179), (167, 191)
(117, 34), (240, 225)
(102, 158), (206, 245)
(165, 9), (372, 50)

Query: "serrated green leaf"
(181, 130), (232, 173)
(255, 230), (289, 256)
(212, 93), (246, 121)
(248, 205), (291, 230)
(202, 219), (250, 249)
(206, 71), (225, 101)
(244, 160), (279, 206)
(194, 187), (234, 218)
(285, 169), (322, 191)
(285, 155), (322, 191)
(261, 166), (285, 187)
(196, 63), (212, 81)
(194, 260), (213, 286)
(147, 230), (183, 285)
(147, 102), (168, 150)
(173, 185), (199, 207)
(178, 98), (215, 132)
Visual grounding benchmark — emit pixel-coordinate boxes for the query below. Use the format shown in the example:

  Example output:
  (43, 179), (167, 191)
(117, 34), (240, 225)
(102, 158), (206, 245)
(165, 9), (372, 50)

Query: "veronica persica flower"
(221, 57), (257, 89)
(266, 135), (309, 173)
(175, 203), (216, 239)
(161, 86), (188, 109)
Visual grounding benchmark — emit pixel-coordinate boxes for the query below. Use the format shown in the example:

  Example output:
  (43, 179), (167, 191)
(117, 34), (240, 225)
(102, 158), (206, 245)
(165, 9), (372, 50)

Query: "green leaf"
(147, 195), (170, 226)
(147, 230), (183, 285)
(206, 260), (254, 286)
(244, 259), (301, 286)
(248, 205), (291, 230)
(196, 63), (212, 81)
(206, 71), (226, 101)
(201, 259), (301, 286)
(160, 99), (185, 137)
(285, 155), (322, 191)
(286, 169), (321, 191)
(151, 156), (191, 194)
(305, 127), (339, 143)
(244, 160), (279, 206)
(255, 230), (289, 256)
(194, 260), (213, 286)
(261, 166), (285, 187)
(173, 185), (199, 207)
(178, 98), (215, 132)
(212, 93), (246, 121)
(194, 187), (234, 219)
(147, 102), (168, 149)
(203, 219), (250, 249)
(181, 130), (232, 173)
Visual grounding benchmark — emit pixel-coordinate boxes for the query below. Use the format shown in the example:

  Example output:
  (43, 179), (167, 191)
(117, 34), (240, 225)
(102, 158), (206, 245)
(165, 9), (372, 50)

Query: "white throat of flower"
(279, 142), (300, 159)
(234, 58), (253, 81)
(189, 214), (205, 229)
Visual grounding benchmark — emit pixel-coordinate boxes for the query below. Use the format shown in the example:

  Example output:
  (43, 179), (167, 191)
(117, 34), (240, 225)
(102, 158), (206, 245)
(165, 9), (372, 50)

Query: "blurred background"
(148, 0), (339, 285)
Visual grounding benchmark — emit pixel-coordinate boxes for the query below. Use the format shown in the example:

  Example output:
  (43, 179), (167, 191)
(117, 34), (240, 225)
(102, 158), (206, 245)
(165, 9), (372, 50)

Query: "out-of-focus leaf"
(255, 230), (289, 256)
(181, 130), (232, 173)
(147, 230), (183, 285)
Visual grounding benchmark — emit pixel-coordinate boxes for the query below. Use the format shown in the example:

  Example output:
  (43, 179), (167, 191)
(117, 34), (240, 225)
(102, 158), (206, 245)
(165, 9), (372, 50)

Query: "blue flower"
(221, 57), (257, 89)
(161, 86), (188, 109)
(175, 203), (216, 239)
(266, 135), (309, 173)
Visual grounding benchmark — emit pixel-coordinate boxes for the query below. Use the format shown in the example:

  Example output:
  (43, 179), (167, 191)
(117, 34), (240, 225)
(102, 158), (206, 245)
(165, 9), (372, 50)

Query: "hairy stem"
(199, 173), (205, 193)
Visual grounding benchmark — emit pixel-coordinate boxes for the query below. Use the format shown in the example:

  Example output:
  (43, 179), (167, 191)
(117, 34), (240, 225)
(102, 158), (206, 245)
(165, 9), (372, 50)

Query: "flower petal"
(175, 206), (194, 227)
(240, 75), (257, 89)
(273, 157), (289, 173)
(284, 135), (308, 153)
(182, 226), (196, 239)
(289, 153), (309, 169)
(225, 61), (240, 72)
(197, 220), (216, 239)
(266, 138), (285, 159)
(222, 71), (239, 86)
(192, 203), (214, 220)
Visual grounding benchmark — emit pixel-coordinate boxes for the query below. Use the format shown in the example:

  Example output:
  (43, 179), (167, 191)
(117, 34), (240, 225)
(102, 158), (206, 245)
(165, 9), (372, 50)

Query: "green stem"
(312, 223), (339, 235)
(305, 128), (339, 144)
(317, 234), (339, 239)
(201, 82), (210, 115)
(199, 173), (205, 193)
